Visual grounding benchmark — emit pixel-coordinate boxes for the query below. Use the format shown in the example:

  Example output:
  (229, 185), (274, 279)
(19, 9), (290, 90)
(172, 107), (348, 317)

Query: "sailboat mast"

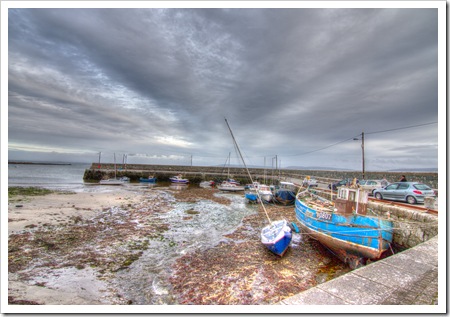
(224, 118), (272, 225)
(228, 152), (230, 181)
(114, 153), (116, 179)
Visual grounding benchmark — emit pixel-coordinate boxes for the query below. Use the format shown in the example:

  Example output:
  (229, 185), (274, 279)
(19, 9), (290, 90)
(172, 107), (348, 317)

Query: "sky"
(3, 2), (445, 172)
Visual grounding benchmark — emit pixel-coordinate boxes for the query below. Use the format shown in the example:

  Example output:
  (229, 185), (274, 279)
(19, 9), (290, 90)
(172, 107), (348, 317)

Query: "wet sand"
(8, 190), (142, 234)
(7, 187), (351, 307)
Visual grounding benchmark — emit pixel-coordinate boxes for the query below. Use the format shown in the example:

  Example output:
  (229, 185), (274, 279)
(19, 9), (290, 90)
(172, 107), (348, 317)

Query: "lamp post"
(353, 133), (365, 180)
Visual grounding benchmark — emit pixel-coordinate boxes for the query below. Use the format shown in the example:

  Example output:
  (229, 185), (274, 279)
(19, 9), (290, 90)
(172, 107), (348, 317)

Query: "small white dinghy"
(99, 178), (125, 185)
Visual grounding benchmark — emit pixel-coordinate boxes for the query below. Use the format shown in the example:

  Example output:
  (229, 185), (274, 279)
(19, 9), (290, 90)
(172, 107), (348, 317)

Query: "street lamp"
(353, 132), (365, 180)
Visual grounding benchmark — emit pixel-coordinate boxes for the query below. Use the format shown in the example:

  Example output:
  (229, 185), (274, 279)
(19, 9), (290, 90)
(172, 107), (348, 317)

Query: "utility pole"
(354, 133), (365, 179)
(362, 132), (365, 180)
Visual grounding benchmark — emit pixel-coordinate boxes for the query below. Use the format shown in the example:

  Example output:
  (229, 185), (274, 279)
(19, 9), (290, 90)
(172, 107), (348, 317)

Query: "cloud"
(6, 7), (440, 170)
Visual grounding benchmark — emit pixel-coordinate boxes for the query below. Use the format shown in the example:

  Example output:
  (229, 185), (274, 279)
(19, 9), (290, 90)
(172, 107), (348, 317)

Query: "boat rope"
(224, 118), (272, 225)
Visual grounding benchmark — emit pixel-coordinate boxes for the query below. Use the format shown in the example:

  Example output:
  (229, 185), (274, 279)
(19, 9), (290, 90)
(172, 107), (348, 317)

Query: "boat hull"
(274, 189), (296, 205)
(261, 220), (292, 256)
(217, 185), (245, 192)
(140, 178), (156, 182)
(99, 179), (125, 185)
(295, 196), (393, 268)
(245, 191), (258, 202)
(170, 178), (189, 183)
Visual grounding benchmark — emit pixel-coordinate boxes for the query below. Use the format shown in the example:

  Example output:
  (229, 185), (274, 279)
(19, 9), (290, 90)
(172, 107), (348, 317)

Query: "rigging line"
(365, 121), (438, 135)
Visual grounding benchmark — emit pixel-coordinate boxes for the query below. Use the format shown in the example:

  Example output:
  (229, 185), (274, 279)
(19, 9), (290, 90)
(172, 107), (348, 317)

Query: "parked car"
(303, 176), (318, 187)
(359, 180), (385, 195)
(373, 182), (435, 204)
(328, 179), (359, 190)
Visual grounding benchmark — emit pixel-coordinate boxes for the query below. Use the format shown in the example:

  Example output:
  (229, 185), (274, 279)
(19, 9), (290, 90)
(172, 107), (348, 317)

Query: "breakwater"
(83, 163), (438, 188)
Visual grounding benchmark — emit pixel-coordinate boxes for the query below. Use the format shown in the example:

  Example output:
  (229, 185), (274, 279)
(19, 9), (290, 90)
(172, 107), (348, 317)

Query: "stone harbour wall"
(316, 191), (438, 250)
(86, 163), (438, 189)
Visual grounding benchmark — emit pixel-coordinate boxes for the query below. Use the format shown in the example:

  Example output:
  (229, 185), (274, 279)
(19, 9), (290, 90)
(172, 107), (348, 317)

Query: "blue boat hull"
(295, 196), (393, 266)
(261, 220), (293, 256)
(140, 178), (156, 182)
(245, 192), (258, 202)
(262, 231), (292, 256)
(170, 179), (189, 183)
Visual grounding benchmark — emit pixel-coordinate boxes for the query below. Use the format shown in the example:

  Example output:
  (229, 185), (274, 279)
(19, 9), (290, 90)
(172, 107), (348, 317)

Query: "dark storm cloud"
(7, 6), (440, 169)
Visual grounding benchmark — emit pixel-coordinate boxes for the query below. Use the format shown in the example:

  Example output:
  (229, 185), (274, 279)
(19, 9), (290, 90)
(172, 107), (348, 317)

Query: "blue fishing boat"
(169, 174), (189, 184)
(245, 183), (259, 203)
(294, 184), (393, 269)
(261, 219), (293, 256)
(140, 176), (156, 182)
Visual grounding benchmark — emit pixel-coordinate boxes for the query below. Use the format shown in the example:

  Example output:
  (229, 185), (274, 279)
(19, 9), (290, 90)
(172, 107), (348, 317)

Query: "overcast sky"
(4, 3), (444, 171)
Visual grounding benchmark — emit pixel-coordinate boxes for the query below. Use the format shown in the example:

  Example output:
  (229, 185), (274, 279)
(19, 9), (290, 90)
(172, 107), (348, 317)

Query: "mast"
(224, 118), (272, 225)
(114, 153), (116, 179)
(264, 157), (266, 184)
(228, 152), (230, 181)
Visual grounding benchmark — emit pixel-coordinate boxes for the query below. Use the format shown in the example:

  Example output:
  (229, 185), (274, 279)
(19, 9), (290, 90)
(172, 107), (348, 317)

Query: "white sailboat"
(99, 153), (125, 185)
(217, 152), (245, 192)
(223, 118), (293, 256)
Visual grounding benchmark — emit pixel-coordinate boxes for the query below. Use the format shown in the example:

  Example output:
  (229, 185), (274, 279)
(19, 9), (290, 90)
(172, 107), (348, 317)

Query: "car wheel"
(375, 193), (382, 200)
(406, 196), (417, 204)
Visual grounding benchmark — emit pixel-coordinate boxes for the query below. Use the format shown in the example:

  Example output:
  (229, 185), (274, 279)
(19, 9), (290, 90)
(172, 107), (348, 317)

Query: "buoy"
(290, 222), (299, 233)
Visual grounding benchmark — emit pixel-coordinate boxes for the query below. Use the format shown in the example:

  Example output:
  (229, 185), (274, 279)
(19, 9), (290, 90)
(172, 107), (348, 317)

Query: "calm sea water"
(8, 163), (93, 191)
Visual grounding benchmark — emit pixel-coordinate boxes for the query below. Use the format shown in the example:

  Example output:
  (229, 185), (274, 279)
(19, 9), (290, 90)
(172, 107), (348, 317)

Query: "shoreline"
(9, 162), (72, 165)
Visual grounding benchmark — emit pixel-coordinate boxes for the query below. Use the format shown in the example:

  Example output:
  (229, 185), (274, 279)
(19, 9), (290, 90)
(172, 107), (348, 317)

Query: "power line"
(282, 135), (359, 157)
(365, 121), (438, 135)
(280, 121), (438, 158)
(96, 121), (438, 161)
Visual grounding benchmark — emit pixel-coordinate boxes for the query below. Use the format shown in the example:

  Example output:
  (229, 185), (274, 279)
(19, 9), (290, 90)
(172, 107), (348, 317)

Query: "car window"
(370, 181), (378, 185)
(360, 181), (366, 185)
(398, 184), (409, 190)
(385, 184), (399, 190)
(414, 184), (432, 190)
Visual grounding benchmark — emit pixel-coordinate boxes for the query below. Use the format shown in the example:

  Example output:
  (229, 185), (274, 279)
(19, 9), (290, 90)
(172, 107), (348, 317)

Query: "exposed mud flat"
(169, 204), (351, 305)
(8, 187), (351, 306)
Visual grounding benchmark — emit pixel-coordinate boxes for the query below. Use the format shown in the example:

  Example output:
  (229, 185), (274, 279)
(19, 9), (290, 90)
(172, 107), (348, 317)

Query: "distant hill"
(283, 166), (351, 171)
(387, 168), (438, 173)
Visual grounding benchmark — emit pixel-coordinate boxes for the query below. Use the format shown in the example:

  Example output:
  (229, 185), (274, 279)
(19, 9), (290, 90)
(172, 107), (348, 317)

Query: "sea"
(8, 162), (90, 187)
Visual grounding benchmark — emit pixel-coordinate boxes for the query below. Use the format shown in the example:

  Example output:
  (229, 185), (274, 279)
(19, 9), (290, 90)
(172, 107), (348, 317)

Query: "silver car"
(373, 182), (436, 204)
(303, 177), (318, 187)
(359, 180), (384, 195)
